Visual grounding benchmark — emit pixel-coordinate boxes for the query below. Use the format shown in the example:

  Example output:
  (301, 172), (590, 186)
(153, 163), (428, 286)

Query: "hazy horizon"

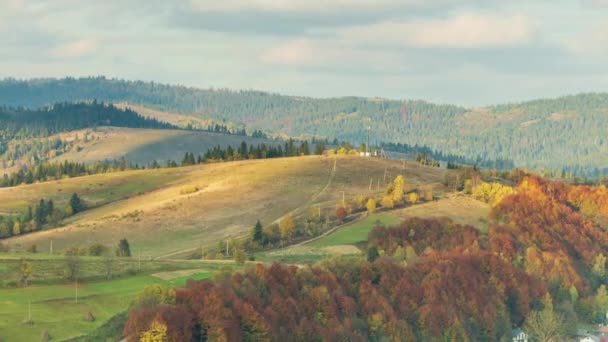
(2, 0), (608, 106)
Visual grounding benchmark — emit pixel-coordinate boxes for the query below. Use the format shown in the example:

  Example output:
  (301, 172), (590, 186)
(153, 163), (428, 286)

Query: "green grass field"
(0, 257), (224, 341)
(308, 214), (401, 248)
(258, 214), (401, 264)
(0, 275), (165, 341)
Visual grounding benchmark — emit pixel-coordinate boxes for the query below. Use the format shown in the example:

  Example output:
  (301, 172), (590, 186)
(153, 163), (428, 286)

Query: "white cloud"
(189, 0), (410, 13)
(563, 18), (608, 56)
(51, 38), (99, 58)
(338, 13), (536, 48)
(260, 39), (328, 65)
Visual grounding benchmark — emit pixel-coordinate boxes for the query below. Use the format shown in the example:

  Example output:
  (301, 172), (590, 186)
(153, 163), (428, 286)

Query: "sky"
(1, 0), (608, 106)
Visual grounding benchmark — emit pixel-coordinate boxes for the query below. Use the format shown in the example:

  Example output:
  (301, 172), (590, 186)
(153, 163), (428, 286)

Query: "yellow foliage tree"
(19, 258), (32, 287)
(472, 182), (514, 206)
(279, 214), (296, 241)
(140, 320), (168, 342)
(381, 196), (395, 209)
(366, 198), (376, 214)
(408, 193), (419, 204)
(12, 222), (21, 236)
(392, 175), (405, 203)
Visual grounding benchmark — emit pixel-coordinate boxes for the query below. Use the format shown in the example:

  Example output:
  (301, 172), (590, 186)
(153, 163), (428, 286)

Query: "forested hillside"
(2, 77), (608, 176)
(0, 101), (173, 141)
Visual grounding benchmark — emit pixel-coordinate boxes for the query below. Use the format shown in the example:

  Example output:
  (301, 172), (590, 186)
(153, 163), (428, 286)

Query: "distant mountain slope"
(1, 77), (608, 175)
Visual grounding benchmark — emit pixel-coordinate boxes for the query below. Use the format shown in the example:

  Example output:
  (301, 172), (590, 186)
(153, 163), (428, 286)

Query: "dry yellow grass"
(114, 102), (212, 129)
(388, 194), (491, 230)
(4, 156), (453, 258)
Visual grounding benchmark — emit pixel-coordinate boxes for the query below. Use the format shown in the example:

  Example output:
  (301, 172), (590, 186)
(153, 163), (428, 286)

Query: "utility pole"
(50, 240), (53, 256)
(369, 178), (373, 191)
(384, 168), (387, 183)
(367, 117), (371, 157)
(226, 239), (229, 256)
(75, 277), (78, 304)
(318, 206), (321, 219)
(342, 191), (345, 207)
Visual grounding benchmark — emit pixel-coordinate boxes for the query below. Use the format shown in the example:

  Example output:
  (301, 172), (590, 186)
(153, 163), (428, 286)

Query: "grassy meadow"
(4, 156), (450, 259)
(0, 254), (228, 342)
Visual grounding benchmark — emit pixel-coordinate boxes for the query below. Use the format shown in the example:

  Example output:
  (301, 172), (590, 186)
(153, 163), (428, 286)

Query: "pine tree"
(116, 238), (131, 257)
(252, 220), (263, 243)
(69, 193), (84, 214)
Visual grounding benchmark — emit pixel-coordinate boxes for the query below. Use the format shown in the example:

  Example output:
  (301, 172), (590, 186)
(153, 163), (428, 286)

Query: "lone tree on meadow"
(251, 220), (263, 243)
(19, 258), (32, 287)
(69, 193), (84, 214)
(116, 238), (132, 257)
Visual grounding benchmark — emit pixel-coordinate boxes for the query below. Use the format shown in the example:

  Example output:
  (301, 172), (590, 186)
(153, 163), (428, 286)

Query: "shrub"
(179, 185), (200, 195)
(335, 207), (347, 221)
(88, 243), (108, 256)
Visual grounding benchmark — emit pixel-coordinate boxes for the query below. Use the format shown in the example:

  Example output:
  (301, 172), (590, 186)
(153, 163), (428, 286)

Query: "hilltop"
(2, 156), (449, 257)
(1, 77), (607, 175)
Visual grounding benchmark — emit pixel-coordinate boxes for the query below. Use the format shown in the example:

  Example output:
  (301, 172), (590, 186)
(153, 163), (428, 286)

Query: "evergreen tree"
(252, 220), (263, 243)
(117, 238), (131, 257)
(69, 193), (84, 214)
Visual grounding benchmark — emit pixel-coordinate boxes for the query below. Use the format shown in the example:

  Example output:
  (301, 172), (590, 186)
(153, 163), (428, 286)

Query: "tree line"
(3, 77), (607, 176)
(0, 193), (84, 239)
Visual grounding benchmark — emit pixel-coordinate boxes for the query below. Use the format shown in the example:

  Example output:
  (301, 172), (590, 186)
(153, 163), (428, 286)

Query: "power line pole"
(367, 117), (371, 157)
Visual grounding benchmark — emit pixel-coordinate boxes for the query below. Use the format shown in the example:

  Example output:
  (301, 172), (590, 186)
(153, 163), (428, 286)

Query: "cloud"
(189, 0), (407, 13)
(260, 39), (329, 66)
(51, 39), (99, 59)
(563, 18), (608, 56)
(337, 13), (536, 48)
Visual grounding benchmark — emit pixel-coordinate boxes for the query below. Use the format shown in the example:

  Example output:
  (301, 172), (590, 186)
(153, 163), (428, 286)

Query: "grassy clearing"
(0, 168), (180, 214)
(258, 214), (400, 265)
(0, 275), (164, 341)
(0, 253), (229, 287)
(388, 194), (491, 232)
(0, 256), (234, 341)
(49, 126), (282, 168)
(308, 214), (400, 248)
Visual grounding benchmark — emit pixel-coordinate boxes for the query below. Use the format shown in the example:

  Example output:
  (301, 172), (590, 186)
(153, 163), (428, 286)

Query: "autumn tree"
(593, 254), (606, 278)
(135, 284), (176, 308)
(366, 199), (376, 214)
(381, 196), (394, 209)
(19, 258), (32, 287)
(234, 248), (247, 265)
(140, 320), (168, 342)
(279, 214), (295, 242)
(335, 207), (347, 222)
(408, 192), (418, 204)
(392, 175), (405, 203)
(523, 294), (564, 342)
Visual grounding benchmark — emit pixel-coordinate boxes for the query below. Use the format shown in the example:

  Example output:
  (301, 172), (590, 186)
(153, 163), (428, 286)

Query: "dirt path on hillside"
(154, 159), (336, 260)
